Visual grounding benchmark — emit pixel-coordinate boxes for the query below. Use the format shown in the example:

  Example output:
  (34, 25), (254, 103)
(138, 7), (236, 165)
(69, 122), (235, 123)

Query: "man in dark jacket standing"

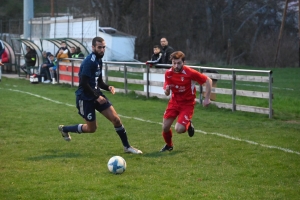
(21, 46), (37, 78)
(160, 37), (174, 64)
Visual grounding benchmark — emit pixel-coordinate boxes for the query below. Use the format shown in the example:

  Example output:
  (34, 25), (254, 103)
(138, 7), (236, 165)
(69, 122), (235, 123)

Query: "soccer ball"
(107, 156), (126, 174)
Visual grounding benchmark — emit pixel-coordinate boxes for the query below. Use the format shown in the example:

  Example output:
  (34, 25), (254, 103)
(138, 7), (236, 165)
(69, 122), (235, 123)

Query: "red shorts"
(163, 101), (195, 129)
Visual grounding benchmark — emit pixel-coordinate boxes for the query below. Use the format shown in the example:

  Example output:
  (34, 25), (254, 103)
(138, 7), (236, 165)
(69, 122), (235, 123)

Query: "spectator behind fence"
(74, 47), (85, 59)
(40, 51), (52, 83)
(160, 37), (174, 64)
(20, 46), (37, 78)
(48, 54), (58, 84)
(56, 48), (70, 62)
(146, 45), (163, 68)
(55, 41), (71, 58)
(70, 46), (76, 58)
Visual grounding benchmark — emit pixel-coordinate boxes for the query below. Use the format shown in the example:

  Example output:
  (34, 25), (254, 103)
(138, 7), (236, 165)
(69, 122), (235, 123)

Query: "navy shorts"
(76, 94), (112, 121)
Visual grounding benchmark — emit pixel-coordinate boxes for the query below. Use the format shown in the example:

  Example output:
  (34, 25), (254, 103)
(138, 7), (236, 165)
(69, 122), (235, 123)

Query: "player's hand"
(0, 62), (4, 66)
(96, 96), (107, 104)
(203, 98), (211, 107)
(109, 86), (115, 94)
(164, 85), (170, 96)
(165, 85), (170, 91)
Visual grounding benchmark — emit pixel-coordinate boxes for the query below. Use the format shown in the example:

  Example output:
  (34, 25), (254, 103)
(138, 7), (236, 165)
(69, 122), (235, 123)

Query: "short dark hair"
(92, 37), (104, 46)
(170, 51), (185, 62)
(153, 45), (160, 49)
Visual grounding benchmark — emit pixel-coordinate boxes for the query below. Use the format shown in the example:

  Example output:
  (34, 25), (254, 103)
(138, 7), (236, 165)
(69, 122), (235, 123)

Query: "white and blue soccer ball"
(107, 156), (126, 174)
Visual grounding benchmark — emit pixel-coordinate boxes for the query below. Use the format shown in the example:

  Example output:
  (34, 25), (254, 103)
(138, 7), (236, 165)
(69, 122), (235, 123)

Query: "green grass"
(0, 68), (300, 200)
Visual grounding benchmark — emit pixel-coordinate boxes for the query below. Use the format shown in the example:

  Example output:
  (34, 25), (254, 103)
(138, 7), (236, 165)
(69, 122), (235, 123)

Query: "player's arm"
(203, 77), (212, 106)
(164, 85), (170, 96)
(80, 75), (100, 99)
(97, 75), (115, 94)
(192, 69), (212, 106)
(163, 74), (171, 96)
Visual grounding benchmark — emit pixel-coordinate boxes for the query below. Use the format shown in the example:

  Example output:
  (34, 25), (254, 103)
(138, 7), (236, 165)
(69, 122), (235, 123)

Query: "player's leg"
(58, 97), (97, 141)
(175, 104), (195, 136)
(98, 99), (142, 154)
(160, 117), (175, 152)
(160, 102), (178, 152)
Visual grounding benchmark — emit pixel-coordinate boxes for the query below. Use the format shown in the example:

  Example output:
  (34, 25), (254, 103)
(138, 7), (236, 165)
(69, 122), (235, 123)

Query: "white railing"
(57, 60), (273, 118)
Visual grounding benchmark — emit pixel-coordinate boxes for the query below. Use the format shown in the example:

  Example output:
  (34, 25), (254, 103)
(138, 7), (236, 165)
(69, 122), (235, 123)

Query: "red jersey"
(163, 65), (208, 104)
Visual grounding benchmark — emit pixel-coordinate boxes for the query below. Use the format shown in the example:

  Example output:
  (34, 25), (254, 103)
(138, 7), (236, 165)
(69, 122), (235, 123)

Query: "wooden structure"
(57, 60), (273, 118)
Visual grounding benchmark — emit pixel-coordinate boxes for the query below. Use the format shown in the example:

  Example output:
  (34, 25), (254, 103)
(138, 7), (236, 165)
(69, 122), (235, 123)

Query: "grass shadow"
(143, 150), (184, 157)
(27, 149), (82, 161)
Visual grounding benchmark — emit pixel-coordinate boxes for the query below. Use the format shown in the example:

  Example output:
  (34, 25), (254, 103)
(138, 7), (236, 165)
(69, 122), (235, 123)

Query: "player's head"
(170, 51), (185, 72)
(92, 37), (106, 58)
(153, 45), (161, 54)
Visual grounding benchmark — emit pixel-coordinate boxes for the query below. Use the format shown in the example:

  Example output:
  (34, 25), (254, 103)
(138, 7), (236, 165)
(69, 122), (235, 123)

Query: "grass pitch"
(0, 68), (299, 200)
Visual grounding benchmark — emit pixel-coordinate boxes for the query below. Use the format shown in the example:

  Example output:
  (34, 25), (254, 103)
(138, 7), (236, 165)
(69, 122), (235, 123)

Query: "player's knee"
(90, 127), (97, 133)
(175, 127), (185, 133)
(111, 117), (121, 126)
(86, 125), (97, 133)
(174, 124), (185, 133)
(162, 124), (171, 132)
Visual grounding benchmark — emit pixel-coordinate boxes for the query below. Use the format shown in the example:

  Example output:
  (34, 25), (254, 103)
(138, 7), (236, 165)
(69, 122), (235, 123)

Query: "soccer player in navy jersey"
(58, 36), (142, 154)
(160, 51), (212, 152)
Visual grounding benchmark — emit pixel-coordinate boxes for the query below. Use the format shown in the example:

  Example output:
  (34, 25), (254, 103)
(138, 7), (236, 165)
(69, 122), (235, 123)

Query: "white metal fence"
(56, 60), (273, 118)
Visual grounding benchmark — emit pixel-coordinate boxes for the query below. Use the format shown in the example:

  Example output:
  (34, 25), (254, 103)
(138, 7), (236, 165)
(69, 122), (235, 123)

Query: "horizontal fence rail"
(13, 58), (273, 118)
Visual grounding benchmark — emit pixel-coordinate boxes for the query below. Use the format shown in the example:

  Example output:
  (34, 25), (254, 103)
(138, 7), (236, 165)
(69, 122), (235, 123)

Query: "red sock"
(162, 129), (173, 146)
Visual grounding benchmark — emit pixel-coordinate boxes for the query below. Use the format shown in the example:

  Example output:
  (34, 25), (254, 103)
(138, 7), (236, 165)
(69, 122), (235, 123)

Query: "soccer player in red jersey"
(160, 51), (212, 152)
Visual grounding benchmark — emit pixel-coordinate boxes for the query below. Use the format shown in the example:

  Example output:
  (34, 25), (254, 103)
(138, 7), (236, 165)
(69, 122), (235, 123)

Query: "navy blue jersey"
(75, 53), (102, 100)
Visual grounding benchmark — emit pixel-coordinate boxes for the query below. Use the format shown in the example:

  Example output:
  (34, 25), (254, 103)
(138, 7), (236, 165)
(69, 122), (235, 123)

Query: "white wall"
(31, 16), (136, 61)
(111, 36), (136, 61)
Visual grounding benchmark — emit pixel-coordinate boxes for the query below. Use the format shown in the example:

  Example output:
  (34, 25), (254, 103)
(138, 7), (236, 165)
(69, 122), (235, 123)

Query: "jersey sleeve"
(190, 67), (208, 85)
(80, 55), (97, 78)
(163, 71), (171, 90)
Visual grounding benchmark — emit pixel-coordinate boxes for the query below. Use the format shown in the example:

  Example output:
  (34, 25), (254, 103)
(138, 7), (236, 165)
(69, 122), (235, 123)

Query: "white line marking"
(1, 87), (300, 156)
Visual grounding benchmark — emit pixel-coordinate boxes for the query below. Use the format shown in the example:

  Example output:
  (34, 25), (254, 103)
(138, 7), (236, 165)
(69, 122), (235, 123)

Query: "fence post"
(146, 64), (150, 98)
(105, 63), (108, 84)
(269, 71), (273, 119)
(124, 64), (128, 94)
(232, 70), (236, 111)
(199, 67), (203, 105)
(71, 60), (74, 87)
(17, 54), (21, 77)
(57, 60), (60, 84)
